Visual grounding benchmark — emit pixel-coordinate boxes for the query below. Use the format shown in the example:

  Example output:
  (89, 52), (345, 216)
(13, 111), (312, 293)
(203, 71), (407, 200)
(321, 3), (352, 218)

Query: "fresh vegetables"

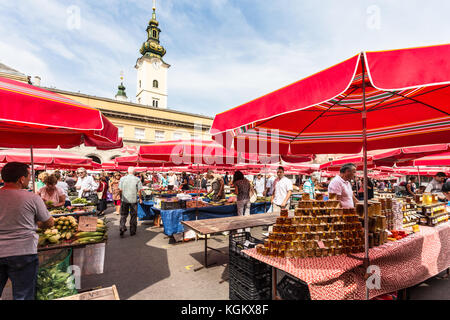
(36, 266), (77, 300)
(38, 216), (78, 246)
(72, 219), (108, 244)
(71, 198), (89, 205)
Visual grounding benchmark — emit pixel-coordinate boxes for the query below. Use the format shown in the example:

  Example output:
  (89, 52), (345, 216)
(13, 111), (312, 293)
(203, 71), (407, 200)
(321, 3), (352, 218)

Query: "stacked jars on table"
(256, 195), (365, 258)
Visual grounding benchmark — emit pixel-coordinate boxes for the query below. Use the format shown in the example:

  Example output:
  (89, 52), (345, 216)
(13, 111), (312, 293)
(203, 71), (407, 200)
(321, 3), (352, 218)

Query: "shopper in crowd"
(37, 174), (66, 208)
(425, 172), (447, 201)
(328, 163), (358, 209)
(271, 166), (293, 213)
(36, 172), (48, 190)
(167, 172), (177, 191)
(65, 171), (77, 193)
(233, 170), (251, 216)
(406, 176), (417, 197)
(357, 177), (374, 201)
(0, 162), (54, 300)
(265, 173), (276, 197)
(96, 176), (108, 216)
(201, 173), (208, 190)
(254, 174), (266, 197)
(54, 172), (70, 207)
(181, 172), (190, 191)
(206, 170), (225, 201)
(303, 175), (315, 199)
(75, 168), (97, 200)
(118, 167), (143, 237)
(109, 172), (122, 215)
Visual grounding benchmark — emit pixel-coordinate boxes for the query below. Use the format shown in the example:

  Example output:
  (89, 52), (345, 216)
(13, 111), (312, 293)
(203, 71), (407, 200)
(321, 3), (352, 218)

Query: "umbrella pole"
(30, 146), (35, 192)
(416, 166), (421, 187)
(361, 53), (370, 300)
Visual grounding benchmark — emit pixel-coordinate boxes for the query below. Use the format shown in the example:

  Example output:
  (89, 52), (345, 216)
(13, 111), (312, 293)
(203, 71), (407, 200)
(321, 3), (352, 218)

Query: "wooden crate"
(57, 285), (119, 300)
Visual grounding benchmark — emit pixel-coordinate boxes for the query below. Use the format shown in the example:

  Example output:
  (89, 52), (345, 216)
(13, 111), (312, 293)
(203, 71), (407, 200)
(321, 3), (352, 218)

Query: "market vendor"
(406, 176), (417, 197)
(206, 170), (225, 201)
(271, 166), (293, 212)
(425, 172), (447, 201)
(0, 162), (54, 300)
(328, 163), (358, 209)
(37, 174), (66, 208)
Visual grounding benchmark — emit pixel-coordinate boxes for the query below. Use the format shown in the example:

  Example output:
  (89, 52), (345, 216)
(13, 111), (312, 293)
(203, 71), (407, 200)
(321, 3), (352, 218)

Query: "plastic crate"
(229, 232), (264, 256)
(229, 277), (271, 300)
(229, 252), (271, 275)
(276, 275), (311, 300)
(228, 266), (271, 292)
(161, 201), (181, 210)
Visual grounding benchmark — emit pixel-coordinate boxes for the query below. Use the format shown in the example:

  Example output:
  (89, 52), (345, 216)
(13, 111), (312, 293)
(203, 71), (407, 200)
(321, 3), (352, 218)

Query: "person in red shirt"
(96, 176), (108, 216)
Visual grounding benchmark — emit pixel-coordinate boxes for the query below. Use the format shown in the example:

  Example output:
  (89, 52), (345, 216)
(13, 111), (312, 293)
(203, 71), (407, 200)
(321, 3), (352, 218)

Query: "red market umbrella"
(0, 77), (122, 149)
(0, 148), (93, 169)
(211, 44), (450, 300)
(372, 144), (450, 167)
(138, 139), (241, 165)
(410, 151), (450, 166)
(319, 154), (375, 171)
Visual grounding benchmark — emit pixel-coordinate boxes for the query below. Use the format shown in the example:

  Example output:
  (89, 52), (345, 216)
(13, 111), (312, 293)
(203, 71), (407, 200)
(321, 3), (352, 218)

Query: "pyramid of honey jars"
(256, 193), (365, 258)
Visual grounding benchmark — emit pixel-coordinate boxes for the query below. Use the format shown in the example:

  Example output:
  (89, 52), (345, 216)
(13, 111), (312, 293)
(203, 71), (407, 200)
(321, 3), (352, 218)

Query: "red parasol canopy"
(0, 77), (122, 149)
(409, 151), (450, 167)
(212, 44), (450, 155)
(319, 154), (375, 171)
(372, 144), (450, 167)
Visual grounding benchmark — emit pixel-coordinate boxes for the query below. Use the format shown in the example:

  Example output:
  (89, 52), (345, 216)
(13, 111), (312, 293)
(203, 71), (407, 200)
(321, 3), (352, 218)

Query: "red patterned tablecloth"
(243, 223), (450, 300)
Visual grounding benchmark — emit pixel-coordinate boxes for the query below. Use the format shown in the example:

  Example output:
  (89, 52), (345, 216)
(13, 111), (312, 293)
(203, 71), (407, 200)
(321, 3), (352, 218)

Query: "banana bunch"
(37, 216), (78, 246)
(73, 219), (108, 245)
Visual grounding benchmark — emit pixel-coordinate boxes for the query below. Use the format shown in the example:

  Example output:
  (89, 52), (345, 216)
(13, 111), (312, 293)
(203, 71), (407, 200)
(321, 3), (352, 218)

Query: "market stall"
(211, 44), (450, 300)
(153, 200), (272, 236)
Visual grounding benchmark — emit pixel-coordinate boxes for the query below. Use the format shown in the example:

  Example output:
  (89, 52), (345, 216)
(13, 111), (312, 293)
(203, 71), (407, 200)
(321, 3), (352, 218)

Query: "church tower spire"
(115, 71), (128, 102)
(140, 0), (166, 59)
(135, 0), (170, 109)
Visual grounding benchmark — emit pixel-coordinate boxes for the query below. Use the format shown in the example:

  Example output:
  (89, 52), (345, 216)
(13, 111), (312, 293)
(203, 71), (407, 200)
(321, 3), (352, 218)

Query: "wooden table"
(182, 213), (278, 270)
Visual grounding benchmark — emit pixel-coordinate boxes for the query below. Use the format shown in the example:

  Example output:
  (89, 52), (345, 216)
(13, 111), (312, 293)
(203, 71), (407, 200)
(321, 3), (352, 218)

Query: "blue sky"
(0, 0), (449, 117)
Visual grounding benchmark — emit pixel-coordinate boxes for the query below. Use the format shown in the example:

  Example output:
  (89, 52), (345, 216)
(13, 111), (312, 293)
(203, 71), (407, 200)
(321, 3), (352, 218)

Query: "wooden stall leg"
(272, 267), (280, 300)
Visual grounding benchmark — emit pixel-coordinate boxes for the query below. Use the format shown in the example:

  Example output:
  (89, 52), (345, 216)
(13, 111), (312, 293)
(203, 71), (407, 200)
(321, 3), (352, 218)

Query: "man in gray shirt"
(118, 167), (143, 237)
(0, 162), (54, 300)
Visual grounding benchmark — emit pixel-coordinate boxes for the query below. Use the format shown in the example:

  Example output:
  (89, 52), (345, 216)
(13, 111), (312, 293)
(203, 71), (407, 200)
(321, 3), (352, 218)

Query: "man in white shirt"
(328, 163), (358, 208)
(168, 172), (177, 190)
(254, 174), (266, 197)
(75, 168), (97, 198)
(271, 167), (293, 213)
(425, 172), (447, 201)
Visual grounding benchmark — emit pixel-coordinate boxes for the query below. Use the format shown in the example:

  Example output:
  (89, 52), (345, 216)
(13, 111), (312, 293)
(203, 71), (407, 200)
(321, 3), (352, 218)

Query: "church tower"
(135, 0), (170, 108)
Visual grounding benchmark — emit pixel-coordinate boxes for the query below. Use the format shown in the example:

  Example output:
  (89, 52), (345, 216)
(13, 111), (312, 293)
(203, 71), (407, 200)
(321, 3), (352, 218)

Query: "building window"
(117, 126), (124, 138)
(173, 132), (183, 140)
(152, 99), (159, 108)
(153, 30), (157, 38)
(153, 80), (158, 88)
(191, 134), (200, 140)
(155, 130), (165, 141)
(139, 80), (141, 88)
(138, 98), (141, 104)
(135, 128), (145, 140)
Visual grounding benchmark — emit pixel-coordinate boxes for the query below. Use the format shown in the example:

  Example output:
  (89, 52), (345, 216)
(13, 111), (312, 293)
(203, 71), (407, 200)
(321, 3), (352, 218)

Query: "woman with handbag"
(75, 168), (98, 204)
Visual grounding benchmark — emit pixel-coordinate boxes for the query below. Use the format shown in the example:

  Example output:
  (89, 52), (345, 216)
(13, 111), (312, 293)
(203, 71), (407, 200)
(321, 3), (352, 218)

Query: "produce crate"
(229, 276), (271, 300)
(161, 201), (181, 210)
(229, 265), (271, 291)
(229, 232), (264, 256)
(229, 252), (271, 275)
(276, 275), (311, 300)
(229, 232), (271, 275)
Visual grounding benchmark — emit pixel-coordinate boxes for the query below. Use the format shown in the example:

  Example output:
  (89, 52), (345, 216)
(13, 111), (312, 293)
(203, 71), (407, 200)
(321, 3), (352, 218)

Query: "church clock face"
(152, 60), (161, 70)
